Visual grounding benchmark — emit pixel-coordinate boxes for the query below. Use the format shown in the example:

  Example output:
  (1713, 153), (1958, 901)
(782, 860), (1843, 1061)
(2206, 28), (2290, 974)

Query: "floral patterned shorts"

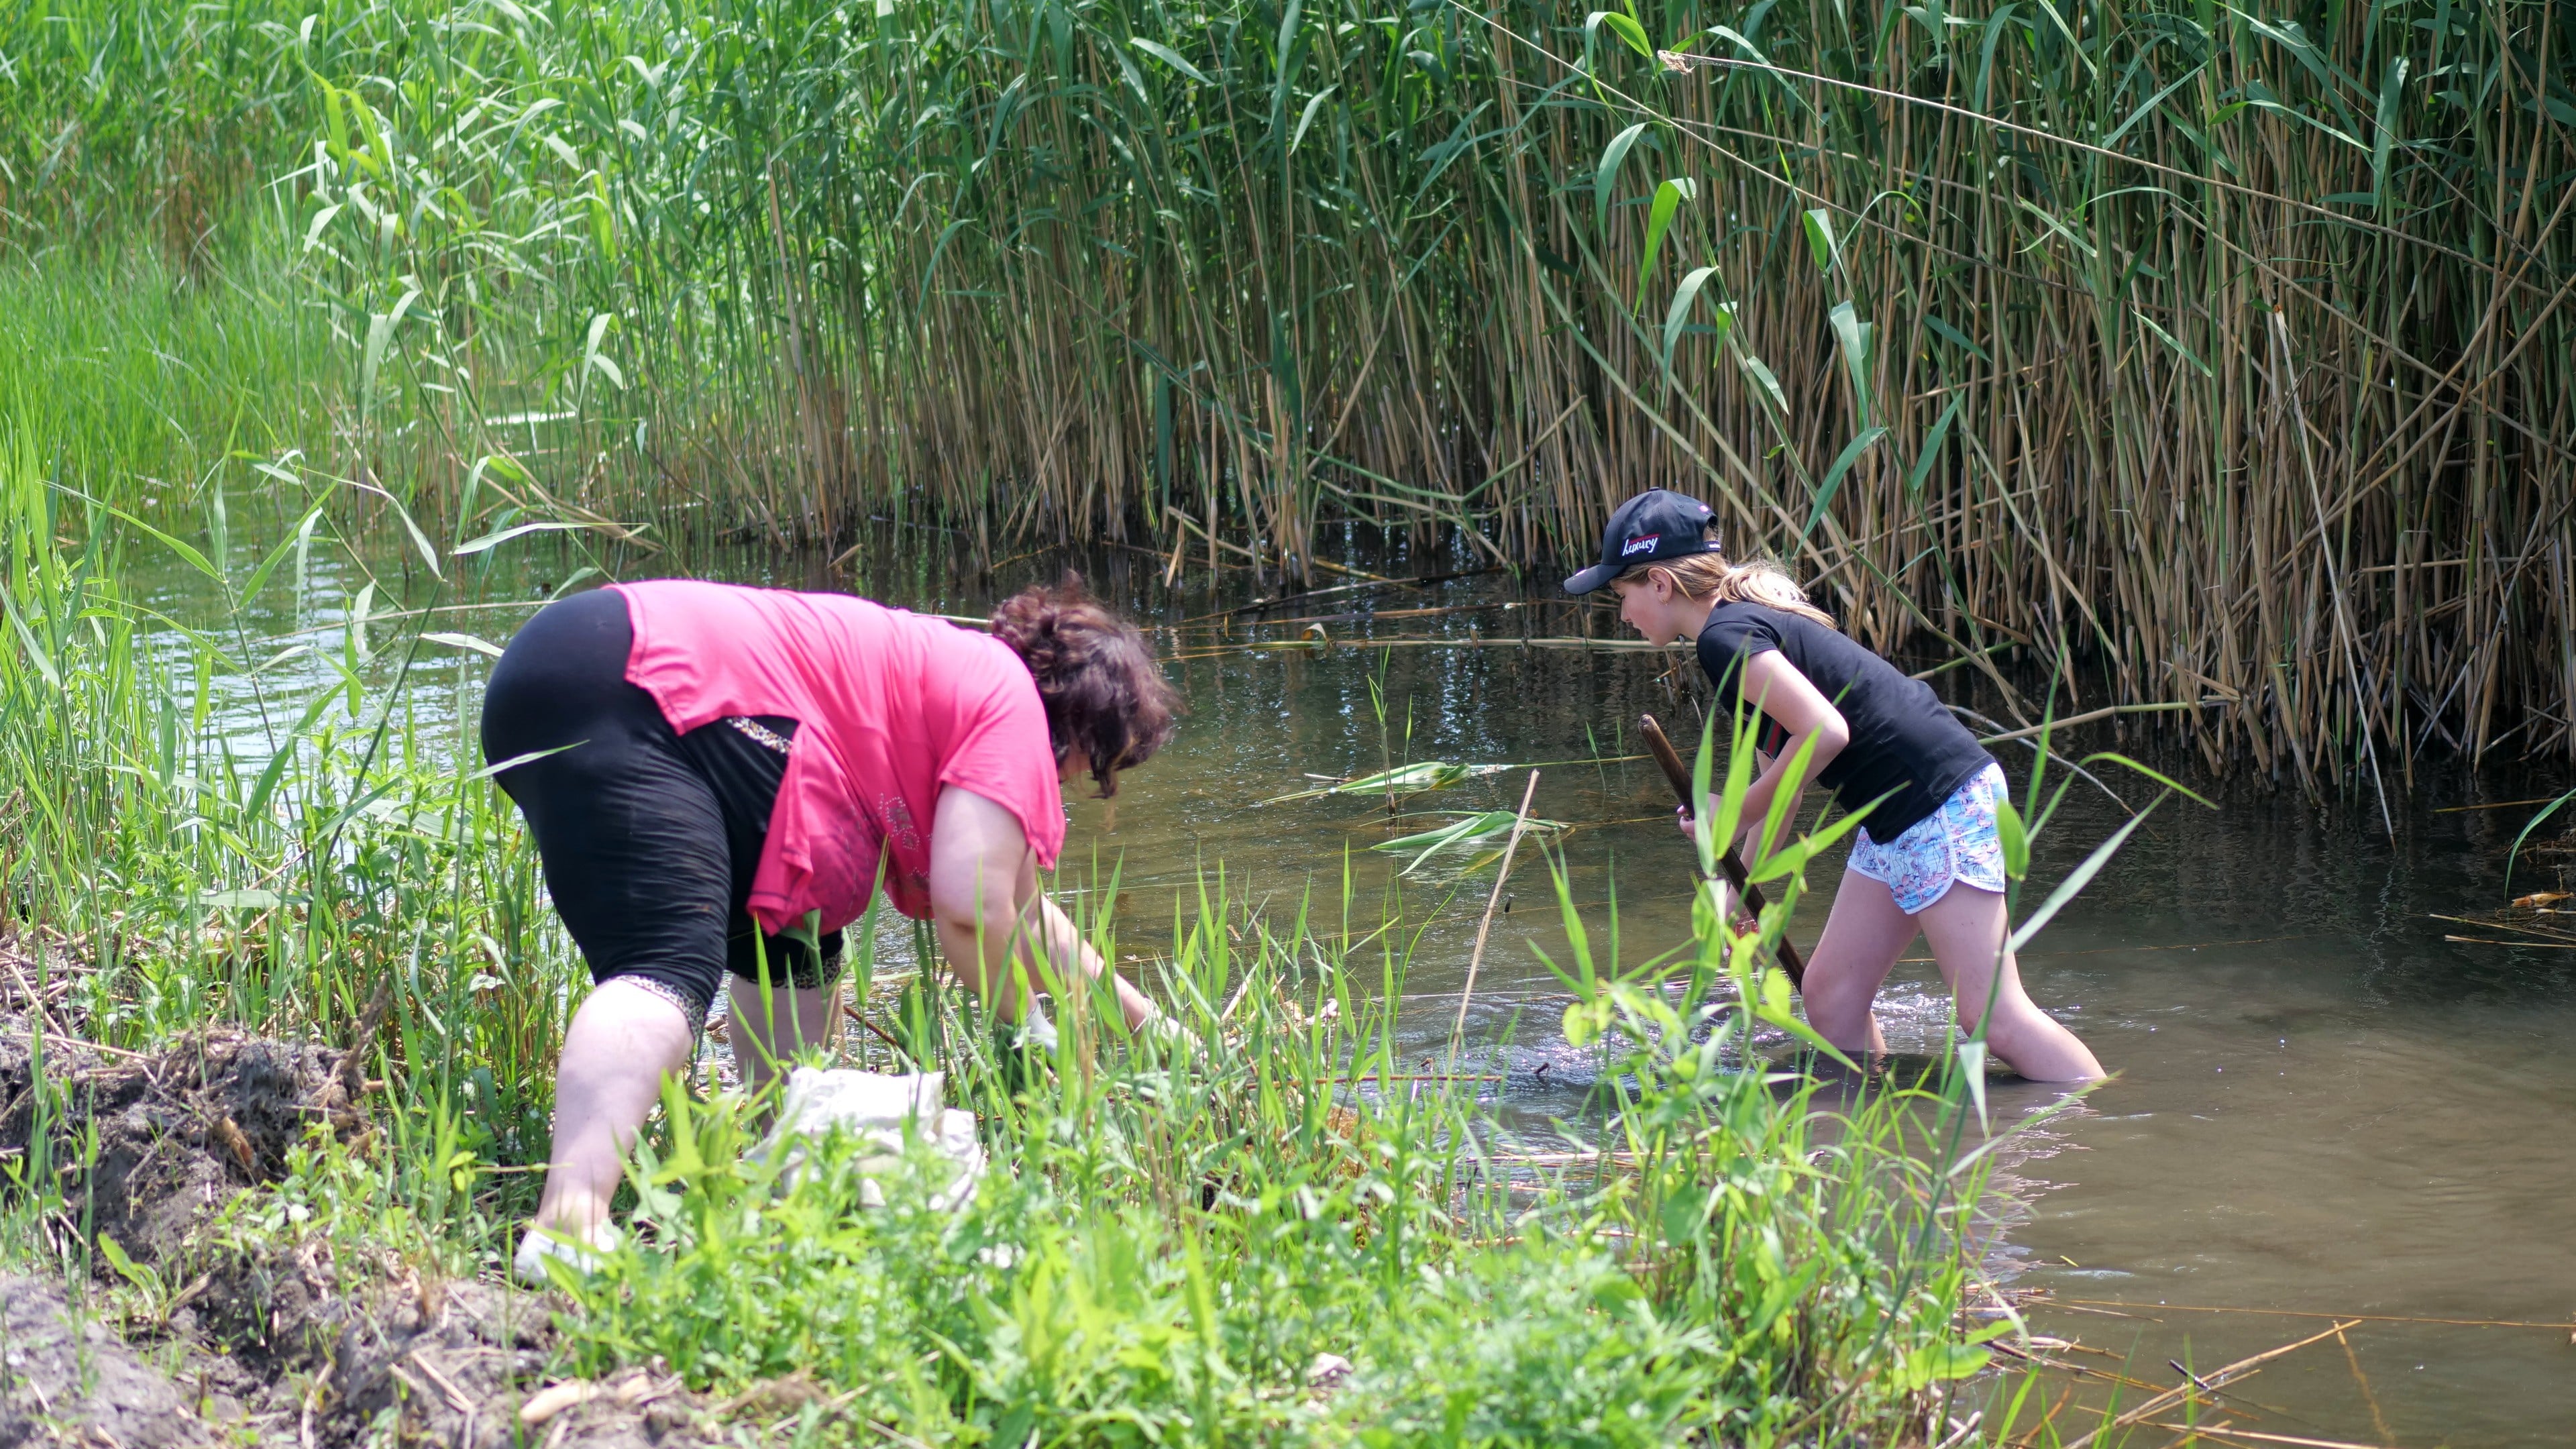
(1846, 762), (2010, 914)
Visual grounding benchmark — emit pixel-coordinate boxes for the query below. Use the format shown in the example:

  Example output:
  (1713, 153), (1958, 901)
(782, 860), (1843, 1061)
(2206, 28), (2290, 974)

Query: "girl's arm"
(927, 785), (1161, 1029)
(1701, 651), (1850, 863)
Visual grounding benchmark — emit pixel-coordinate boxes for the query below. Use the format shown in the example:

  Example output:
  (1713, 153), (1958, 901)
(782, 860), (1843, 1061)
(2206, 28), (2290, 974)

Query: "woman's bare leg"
(1915, 883), (2103, 1082)
(1799, 870), (1923, 1055)
(538, 979), (694, 1237)
(724, 973), (845, 1097)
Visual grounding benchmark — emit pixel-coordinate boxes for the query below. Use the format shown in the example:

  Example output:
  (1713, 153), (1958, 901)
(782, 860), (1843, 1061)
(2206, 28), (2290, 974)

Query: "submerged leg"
(1916, 882), (2103, 1083)
(1799, 870), (1920, 1056)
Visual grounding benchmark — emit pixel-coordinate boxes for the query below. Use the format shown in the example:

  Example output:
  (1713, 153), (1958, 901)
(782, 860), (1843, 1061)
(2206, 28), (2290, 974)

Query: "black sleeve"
(1695, 611), (1780, 727)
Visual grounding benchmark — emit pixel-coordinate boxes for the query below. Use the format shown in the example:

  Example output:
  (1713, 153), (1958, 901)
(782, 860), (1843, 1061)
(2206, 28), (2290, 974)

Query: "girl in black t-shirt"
(1566, 490), (2102, 1081)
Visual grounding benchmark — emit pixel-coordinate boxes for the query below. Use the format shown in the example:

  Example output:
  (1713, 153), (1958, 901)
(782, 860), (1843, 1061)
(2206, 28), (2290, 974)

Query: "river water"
(156, 531), (2576, 1444)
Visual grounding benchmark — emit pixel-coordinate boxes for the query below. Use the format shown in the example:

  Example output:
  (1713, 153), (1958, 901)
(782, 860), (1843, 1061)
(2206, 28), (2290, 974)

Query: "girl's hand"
(1674, 803), (1695, 839)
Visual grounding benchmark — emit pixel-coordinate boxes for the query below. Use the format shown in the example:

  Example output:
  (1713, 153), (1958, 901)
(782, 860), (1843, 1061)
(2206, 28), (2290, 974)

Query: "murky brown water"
(164, 533), (2576, 1444)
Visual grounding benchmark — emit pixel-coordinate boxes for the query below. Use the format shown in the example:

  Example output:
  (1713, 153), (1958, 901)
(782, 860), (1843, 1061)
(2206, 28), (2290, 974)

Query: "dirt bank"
(0, 1029), (743, 1448)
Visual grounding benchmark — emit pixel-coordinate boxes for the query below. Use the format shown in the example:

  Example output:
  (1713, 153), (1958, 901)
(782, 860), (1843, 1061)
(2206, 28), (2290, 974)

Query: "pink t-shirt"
(610, 580), (1064, 930)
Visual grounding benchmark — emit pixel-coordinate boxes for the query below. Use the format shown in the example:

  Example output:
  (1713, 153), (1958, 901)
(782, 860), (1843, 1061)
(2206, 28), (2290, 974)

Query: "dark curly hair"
(989, 574), (1179, 797)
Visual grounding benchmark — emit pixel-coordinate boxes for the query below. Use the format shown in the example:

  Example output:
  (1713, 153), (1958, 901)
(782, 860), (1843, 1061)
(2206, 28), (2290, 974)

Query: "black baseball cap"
(1562, 490), (1721, 594)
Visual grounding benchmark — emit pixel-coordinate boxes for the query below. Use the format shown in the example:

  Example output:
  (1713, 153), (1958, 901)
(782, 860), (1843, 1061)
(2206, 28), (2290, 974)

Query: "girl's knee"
(1800, 972), (1876, 1035)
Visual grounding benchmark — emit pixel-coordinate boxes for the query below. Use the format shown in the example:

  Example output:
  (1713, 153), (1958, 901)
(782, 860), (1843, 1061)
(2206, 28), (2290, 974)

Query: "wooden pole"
(1639, 714), (1809, 987)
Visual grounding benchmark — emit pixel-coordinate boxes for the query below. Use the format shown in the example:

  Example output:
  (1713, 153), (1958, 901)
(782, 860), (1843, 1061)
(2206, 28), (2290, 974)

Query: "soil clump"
(0, 1028), (735, 1448)
(0, 1030), (354, 1263)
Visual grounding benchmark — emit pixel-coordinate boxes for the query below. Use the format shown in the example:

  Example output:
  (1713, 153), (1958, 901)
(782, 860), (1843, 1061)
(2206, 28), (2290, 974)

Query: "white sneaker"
(512, 1220), (619, 1287)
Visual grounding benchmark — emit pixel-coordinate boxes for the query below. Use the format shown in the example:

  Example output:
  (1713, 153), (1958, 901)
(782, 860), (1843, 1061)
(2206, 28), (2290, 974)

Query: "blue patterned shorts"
(1846, 762), (2010, 914)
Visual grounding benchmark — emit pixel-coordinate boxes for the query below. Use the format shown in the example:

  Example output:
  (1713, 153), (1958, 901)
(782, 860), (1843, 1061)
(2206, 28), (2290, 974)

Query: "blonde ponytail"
(1618, 544), (1836, 629)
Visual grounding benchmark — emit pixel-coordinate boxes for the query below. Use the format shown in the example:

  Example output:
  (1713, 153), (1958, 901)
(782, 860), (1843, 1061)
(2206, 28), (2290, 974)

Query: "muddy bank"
(0, 1029), (746, 1448)
(0, 1029), (359, 1264)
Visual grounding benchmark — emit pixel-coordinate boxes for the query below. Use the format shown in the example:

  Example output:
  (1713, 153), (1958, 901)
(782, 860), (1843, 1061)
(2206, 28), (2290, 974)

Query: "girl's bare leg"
(538, 979), (694, 1237)
(724, 972), (846, 1097)
(1915, 883), (2103, 1082)
(1799, 870), (1921, 1055)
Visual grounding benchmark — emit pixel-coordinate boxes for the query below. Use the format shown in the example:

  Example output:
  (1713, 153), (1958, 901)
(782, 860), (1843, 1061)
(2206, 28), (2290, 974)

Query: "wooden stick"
(1638, 715), (1807, 987)
(1451, 770), (1542, 1055)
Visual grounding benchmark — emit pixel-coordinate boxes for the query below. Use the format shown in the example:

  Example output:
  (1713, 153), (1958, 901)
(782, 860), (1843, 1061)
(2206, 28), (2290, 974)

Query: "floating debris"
(1258, 760), (1508, 806)
(1371, 810), (1568, 875)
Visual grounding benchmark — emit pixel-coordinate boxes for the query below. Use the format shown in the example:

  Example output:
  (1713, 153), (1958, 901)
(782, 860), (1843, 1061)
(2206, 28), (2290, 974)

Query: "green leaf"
(467, 742), (584, 782)
(2505, 789), (2576, 902)
(92, 502), (221, 583)
(301, 202), (343, 253)
(1289, 87), (1336, 154)
(1129, 38), (1210, 86)
(1957, 1037), (1990, 1132)
(1827, 299), (1875, 427)
(1747, 792), (1876, 883)
(0, 588), (60, 690)
(2132, 308), (2214, 379)
(1634, 177), (1695, 310)
(245, 687), (342, 826)
(95, 1234), (156, 1293)
(1906, 397), (1960, 496)
(1800, 207), (1840, 274)
(361, 286), (422, 400)
(240, 505), (327, 603)
(421, 631), (505, 658)
(1660, 266), (1729, 384)
(383, 492), (445, 582)
(1593, 123), (1650, 238)
(1587, 9), (1654, 60)
(580, 313), (625, 399)
(1738, 353), (1790, 417)
(313, 776), (406, 841)
(1750, 965), (1854, 1065)
(1802, 426), (1886, 542)
(1922, 313), (1990, 362)
(2072, 750), (2217, 809)
(1994, 795), (2029, 880)
(453, 519), (596, 556)
(1895, 1340), (1992, 1393)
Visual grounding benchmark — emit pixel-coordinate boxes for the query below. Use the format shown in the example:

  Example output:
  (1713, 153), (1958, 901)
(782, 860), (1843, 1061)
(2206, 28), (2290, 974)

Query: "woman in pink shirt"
(480, 577), (1176, 1279)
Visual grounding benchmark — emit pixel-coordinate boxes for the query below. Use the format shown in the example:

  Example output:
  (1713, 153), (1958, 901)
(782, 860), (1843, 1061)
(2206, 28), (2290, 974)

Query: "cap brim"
(1562, 561), (1620, 595)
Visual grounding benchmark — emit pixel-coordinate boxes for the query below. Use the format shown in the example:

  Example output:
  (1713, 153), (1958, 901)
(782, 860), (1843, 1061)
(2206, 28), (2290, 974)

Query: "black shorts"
(479, 588), (844, 1030)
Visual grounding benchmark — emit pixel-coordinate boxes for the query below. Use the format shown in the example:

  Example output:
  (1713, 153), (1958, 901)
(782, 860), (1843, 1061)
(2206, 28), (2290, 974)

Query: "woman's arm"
(927, 785), (1161, 1030)
(1701, 651), (1850, 863)
(1026, 893), (1161, 1029)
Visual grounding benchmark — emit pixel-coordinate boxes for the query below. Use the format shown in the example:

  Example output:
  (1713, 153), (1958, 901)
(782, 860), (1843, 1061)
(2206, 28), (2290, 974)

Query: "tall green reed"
(7, 0), (2569, 775)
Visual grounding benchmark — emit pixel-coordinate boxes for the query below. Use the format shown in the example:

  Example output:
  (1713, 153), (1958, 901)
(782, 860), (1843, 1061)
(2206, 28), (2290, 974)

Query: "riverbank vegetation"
(5, 0), (2573, 781)
(0, 454), (2096, 1442)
